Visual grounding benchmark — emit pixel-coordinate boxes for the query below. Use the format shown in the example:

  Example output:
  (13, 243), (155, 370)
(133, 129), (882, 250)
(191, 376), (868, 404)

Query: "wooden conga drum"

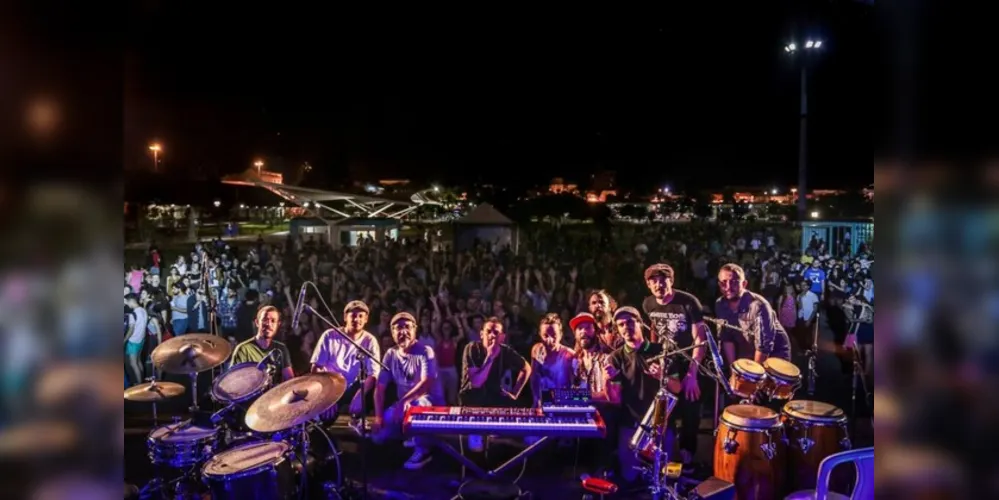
(761, 358), (801, 401)
(713, 404), (786, 500)
(782, 400), (852, 493)
(729, 359), (766, 400)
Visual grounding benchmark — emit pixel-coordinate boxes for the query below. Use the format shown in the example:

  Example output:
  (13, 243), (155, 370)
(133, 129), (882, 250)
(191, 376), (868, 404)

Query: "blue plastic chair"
(785, 447), (874, 500)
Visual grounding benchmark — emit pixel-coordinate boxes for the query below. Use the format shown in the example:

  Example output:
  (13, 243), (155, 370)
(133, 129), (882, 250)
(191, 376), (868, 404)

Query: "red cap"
(569, 312), (597, 331)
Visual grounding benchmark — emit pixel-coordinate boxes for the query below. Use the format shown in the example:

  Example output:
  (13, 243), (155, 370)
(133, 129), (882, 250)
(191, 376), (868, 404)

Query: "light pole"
(785, 39), (822, 221)
(148, 143), (162, 172)
(254, 159), (264, 175)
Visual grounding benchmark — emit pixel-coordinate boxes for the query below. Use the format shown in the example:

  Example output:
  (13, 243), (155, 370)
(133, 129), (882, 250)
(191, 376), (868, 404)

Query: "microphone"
(256, 348), (281, 370)
(291, 283), (308, 330)
(702, 323), (733, 397)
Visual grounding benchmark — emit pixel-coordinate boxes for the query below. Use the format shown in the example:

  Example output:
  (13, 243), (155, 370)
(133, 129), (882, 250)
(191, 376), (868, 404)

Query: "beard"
(578, 336), (595, 350)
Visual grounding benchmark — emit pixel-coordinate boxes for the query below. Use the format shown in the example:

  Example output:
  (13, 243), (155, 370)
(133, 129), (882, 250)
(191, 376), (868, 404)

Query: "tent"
(454, 203), (519, 254)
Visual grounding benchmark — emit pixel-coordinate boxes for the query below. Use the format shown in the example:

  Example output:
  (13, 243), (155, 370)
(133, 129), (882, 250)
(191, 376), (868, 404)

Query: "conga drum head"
(783, 400), (846, 424)
(212, 362), (270, 403)
(721, 404), (781, 429)
(732, 359), (765, 380)
(764, 358), (801, 381)
(203, 441), (291, 477)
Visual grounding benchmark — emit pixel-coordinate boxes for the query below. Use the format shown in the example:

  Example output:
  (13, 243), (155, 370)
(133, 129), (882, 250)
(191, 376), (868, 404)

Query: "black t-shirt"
(459, 343), (527, 407)
(642, 290), (704, 351)
(608, 341), (665, 428)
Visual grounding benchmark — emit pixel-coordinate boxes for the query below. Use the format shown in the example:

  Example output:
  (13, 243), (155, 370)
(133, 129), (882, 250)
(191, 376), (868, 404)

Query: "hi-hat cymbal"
(124, 381), (186, 402)
(245, 373), (347, 433)
(151, 334), (232, 375)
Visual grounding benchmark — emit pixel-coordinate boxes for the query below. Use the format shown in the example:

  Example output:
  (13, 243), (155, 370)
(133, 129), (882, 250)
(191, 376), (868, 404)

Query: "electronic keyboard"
(402, 405), (606, 438)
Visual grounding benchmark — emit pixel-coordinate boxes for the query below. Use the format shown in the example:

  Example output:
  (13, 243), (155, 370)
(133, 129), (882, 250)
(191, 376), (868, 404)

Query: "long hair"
(587, 289), (618, 319)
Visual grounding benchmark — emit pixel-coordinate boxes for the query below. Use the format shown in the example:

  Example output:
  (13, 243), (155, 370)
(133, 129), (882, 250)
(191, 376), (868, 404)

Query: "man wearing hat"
(372, 312), (442, 470)
(311, 300), (382, 422)
(604, 307), (682, 484)
(570, 312), (621, 476)
(642, 263), (710, 473)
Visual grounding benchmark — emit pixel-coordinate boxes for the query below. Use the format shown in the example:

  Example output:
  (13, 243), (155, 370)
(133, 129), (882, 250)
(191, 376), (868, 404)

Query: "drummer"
(311, 300), (381, 423)
(229, 306), (294, 385)
(714, 263), (792, 366)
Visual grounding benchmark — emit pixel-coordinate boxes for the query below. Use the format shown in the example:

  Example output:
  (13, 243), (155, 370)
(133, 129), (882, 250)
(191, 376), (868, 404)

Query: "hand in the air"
(682, 374), (701, 401)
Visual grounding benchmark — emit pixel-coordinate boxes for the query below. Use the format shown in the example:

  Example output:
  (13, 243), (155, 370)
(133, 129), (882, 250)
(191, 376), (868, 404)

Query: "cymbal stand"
(145, 375), (160, 426)
(189, 372), (200, 413)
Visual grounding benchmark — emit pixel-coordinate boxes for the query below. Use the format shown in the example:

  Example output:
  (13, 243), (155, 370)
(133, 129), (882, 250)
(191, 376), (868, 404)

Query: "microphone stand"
(806, 310), (820, 396)
(302, 304), (386, 500)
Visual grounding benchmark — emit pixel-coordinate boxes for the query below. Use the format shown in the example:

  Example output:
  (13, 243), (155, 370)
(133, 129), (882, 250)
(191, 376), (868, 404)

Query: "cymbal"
(151, 334), (232, 375)
(245, 373), (347, 433)
(124, 381), (186, 402)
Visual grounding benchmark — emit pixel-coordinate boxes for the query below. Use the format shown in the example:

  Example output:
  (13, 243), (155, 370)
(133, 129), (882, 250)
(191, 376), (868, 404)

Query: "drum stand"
(805, 310), (820, 396)
(189, 372), (201, 413)
(848, 322), (873, 438)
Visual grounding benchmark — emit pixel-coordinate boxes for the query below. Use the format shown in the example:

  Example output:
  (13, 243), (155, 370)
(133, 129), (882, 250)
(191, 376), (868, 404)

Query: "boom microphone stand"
(300, 302), (386, 500)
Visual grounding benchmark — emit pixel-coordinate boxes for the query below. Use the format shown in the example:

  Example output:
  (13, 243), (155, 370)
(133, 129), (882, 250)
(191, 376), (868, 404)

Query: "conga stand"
(848, 321), (872, 441)
(805, 310), (820, 396)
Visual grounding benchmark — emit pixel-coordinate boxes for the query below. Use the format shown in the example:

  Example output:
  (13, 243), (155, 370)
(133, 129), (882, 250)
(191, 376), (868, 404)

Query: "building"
(549, 178), (578, 194)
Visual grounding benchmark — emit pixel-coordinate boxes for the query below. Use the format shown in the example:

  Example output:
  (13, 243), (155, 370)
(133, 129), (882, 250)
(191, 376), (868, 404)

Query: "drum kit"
(125, 334), (350, 500)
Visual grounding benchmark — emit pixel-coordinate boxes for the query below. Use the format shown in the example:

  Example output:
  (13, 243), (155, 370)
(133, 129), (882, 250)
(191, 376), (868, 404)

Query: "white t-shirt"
(128, 307), (148, 344)
(797, 291), (820, 321)
(310, 329), (381, 385)
(379, 342), (444, 403)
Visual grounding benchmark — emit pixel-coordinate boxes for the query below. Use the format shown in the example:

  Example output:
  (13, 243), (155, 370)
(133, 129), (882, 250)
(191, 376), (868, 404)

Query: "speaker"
(689, 477), (735, 500)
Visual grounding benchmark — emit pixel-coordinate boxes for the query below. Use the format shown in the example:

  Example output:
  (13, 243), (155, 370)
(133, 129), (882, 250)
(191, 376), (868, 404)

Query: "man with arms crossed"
(715, 263), (792, 366)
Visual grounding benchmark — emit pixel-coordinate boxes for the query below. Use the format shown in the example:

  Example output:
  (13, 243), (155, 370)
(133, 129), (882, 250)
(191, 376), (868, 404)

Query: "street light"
(148, 143), (162, 172)
(785, 38), (824, 222)
(254, 159), (264, 174)
(213, 200), (221, 208)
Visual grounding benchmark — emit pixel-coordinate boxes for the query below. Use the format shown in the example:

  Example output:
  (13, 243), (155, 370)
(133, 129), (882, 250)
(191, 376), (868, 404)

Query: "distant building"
(708, 187), (845, 205)
(549, 178), (579, 194)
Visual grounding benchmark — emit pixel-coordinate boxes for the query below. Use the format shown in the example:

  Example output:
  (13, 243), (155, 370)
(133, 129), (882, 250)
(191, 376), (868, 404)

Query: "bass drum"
(713, 404), (786, 500)
(782, 400), (852, 494)
(202, 441), (296, 500)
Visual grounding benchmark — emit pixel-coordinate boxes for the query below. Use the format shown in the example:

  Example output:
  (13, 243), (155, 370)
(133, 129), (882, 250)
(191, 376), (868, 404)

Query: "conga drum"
(713, 404), (786, 500)
(729, 359), (766, 400)
(782, 400), (851, 493)
(761, 358), (801, 401)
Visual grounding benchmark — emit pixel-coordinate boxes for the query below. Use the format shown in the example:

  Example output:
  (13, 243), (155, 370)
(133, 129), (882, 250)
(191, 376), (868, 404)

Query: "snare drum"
(713, 404), (786, 500)
(202, 441), (296, 500)
(761, 358), (801, 401)
(147, 421), (219, 467)
(782, 400), (852, 493)
(212, 362), (271, 403)
(729, 359), (766, 399)
(629, 389), (678, 463)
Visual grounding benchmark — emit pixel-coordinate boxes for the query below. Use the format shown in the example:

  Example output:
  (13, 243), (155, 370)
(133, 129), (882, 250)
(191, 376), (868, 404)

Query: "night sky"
(125, 2), (876, 191)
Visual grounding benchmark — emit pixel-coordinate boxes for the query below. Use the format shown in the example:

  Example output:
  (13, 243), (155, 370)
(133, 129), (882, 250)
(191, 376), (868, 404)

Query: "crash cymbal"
(245, 373), (347, 433)
(124, 381), (186, 402)
(151, 334), (232, 375)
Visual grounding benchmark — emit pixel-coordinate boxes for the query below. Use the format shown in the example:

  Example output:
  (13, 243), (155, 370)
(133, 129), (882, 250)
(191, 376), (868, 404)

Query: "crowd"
(124, 221), (874, 396)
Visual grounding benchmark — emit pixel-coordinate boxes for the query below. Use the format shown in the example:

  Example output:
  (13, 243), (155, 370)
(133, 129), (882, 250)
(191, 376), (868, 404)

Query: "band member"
(642, 263), (709, 472)
(570, 312), (620, 474)
(372, 312), (442, 470)
(715, 263), (792, 365)
(459, 317), (532, 452)
(605, 307), (682, 483)
(311, 301), (381, 421)
(530, 313), (575, 407)
(588, 290), (623, 352)
(230, 305), (294, 384)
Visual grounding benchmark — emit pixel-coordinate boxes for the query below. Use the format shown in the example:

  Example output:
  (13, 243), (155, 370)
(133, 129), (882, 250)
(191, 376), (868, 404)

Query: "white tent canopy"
(455, 203), (514, 225)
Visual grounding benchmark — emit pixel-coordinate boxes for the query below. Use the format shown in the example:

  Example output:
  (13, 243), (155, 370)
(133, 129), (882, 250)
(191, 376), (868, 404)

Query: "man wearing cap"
(605, 306), (682, 483)
(642, 263), (710, 472)
(570, 311), (621, 475)
(311, 300), (381, 422)
(372, 312), (442, 470)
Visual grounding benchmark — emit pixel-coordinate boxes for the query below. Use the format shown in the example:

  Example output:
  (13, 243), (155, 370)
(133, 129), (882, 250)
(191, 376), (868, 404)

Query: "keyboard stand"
(431, 436), (552, 480)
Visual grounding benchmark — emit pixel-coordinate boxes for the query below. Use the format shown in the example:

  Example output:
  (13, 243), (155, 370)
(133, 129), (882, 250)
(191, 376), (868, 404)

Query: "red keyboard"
(402, 406), (606, 438)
